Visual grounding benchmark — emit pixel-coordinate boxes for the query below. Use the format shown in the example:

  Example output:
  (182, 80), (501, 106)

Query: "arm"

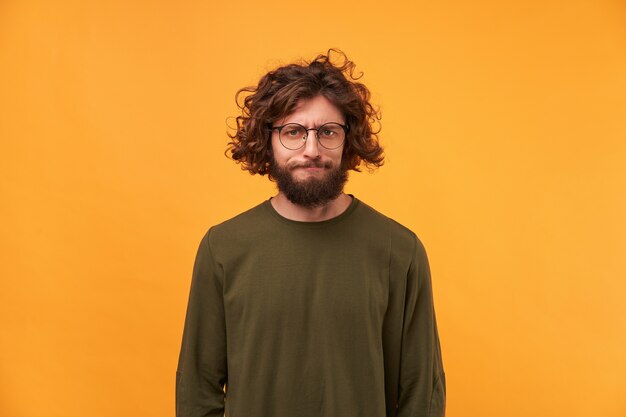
(176, 229), (228, 417)
(397, 236), (446, 417)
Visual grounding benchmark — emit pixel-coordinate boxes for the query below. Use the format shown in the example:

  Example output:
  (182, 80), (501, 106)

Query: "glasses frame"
(269, 122), (349, 150)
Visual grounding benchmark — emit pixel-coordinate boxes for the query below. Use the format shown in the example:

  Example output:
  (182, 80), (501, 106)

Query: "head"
(227, 49), (384, 207)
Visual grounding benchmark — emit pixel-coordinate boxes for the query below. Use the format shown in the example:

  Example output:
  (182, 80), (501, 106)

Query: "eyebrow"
(279, 121), (344, 127)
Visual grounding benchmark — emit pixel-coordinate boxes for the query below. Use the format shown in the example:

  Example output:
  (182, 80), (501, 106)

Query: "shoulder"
(202, 200), (272, 247)
(356, 199), (418, 243)
(354, 198), (427, 261)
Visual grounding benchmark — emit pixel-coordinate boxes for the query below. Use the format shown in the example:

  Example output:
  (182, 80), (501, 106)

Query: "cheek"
(334, 146), (345, 163)
(336, 146), (347, 168)
(270, 137), (289, 164)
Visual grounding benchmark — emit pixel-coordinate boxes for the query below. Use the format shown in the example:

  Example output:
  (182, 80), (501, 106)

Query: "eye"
(282, 124), (305, 138)
(321, 129), (335, 137)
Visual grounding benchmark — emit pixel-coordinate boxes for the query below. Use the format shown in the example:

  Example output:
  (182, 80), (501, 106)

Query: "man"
(176, 49), (446, 417)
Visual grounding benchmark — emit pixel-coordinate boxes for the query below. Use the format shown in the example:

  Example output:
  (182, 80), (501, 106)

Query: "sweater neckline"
(263, 194), (360, 227)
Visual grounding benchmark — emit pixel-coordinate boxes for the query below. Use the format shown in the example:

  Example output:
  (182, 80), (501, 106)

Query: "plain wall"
(1, 1), (625, 416)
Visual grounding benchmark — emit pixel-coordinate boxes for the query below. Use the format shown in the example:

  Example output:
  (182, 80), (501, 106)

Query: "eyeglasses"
(269, 122), (349, 150)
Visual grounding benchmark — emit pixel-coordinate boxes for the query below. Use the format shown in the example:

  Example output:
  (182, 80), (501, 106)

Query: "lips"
(290, 161), (330, 170)
(293, 166), (325, 174)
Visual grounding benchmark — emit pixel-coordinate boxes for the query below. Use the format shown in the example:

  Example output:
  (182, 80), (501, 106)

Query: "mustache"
(288, 160), (333, 169)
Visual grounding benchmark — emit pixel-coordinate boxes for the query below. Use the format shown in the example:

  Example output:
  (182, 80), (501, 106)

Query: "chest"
(221, 237), (390, 332)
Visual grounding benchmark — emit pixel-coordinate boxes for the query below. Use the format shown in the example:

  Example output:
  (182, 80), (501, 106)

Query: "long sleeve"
(397, 237), (446, 417)
(176, 229), (228, 417)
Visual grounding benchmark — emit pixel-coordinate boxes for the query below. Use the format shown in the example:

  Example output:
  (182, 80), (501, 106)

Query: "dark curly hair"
(226, 48), (384, 178)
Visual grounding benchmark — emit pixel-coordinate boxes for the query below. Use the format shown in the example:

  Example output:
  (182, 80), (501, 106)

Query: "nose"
(302, 129), (321, 159)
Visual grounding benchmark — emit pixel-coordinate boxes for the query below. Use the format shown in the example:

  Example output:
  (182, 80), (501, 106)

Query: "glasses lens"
(279, 124), (306, 149)
(317, 123), (345, 149)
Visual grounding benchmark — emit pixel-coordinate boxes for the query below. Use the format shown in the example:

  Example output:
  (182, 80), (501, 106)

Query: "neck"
(270, 192), (353, 222)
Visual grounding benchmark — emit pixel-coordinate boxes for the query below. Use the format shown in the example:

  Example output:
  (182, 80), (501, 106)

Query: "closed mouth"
(291, 163), (328, 170)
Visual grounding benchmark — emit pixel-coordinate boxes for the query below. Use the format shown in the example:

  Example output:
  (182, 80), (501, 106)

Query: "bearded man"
(176, 49), (446, 417)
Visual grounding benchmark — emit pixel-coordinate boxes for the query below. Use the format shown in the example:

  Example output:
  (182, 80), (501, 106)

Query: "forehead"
(278, 95), (344, 125)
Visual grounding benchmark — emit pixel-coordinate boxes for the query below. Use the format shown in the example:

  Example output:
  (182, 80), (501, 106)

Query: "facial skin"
(269, 95), (349, 208)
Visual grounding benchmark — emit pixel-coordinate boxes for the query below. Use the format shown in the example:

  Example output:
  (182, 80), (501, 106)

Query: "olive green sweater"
(176, 196), (445, 417)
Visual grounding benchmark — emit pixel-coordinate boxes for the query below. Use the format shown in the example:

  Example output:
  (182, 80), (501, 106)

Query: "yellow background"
(1, 1), (625, 416)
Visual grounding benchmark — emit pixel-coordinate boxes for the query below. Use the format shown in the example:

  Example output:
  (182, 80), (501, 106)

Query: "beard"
(268, 157), (348, 208)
